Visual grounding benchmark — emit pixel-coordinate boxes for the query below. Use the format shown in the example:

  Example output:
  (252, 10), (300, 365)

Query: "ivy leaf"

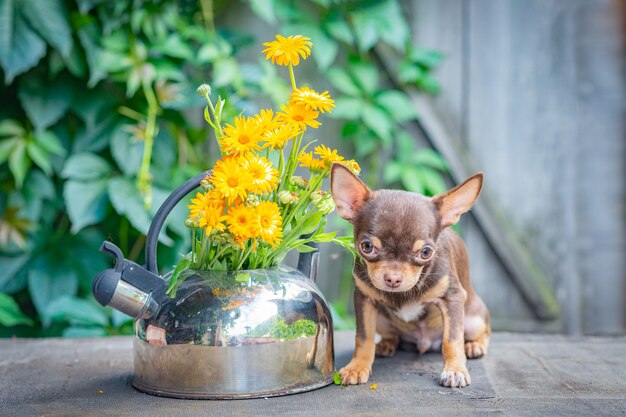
(61, 153), (111, 181)
(375, 90), (416, 122)
(400, 166), (425, 194)
(0, 254), (29, 293)
(331, 97), (363, 120)
(0, 119), (25, 137)
(419, 166), (448, 196)
(282, 22), (338, 70)
(21, 0), (72, 58)
(28, 253), (79, 320)
(0, 292), (33, 327)
(249, 0), (276, 24)
(8, 140), (30, 188)
(18, 74), (73, 132)
(348, 60), (378, 95)
(45, 295), (108, 327)
(108, 177), (173, 245)
(413, 149), (448, 171)
(64, 179), (109, 233)
(362, 104), (392, 144)
(110, 127), (143, 175)
(383, 160), (403, 184)
(326, 67), (361, 96)
(25, 141), (52, 176)
(0, 0), (46, 83)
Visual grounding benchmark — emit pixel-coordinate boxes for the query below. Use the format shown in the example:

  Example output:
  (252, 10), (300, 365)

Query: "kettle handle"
(144, 172), (320, 280)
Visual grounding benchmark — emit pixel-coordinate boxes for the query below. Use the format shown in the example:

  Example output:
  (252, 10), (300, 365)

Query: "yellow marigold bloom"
(264, 124), (301, 150)
(240, 153), (279, 195)
(343, 159), (361, 175)
(290, 87), (335, 113)
(254, 109), (280, 133)
(198, 203), (226, 236)
(210, 157), (251, 201)
(277, 103), (321, 130)
(262, 34), (312, 66)
(298, 151), (326, 172)
(314, 144), (344, 167)
(187, 190), (223, 218)
(225, 204), (260, 246)
(256, 201), (283, 247)
(219, 116), (264, 156)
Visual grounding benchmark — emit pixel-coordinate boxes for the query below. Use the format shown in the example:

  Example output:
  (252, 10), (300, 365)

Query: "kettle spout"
(93, 242), (167, 319)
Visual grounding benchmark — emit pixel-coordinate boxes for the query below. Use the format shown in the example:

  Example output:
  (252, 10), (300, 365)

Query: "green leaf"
(362, 104), (392, 143)
(108, 177), (172, 244)
(413, 149), (448, 171)
(419, 166), (448, 196)
(249, 0), (276, 23)
(110, 127), (143, 175)
(0, 119), (25, 137)
(410, 48), (444, 69)
(64, 179), (109, 233)
(398, 61), (424, 84)
(63, 326), (107, 338)
(353, 133), (379, 158)
(0, 292), (33, 326)
(295, 244), (317, 253)
(77, 21), (107, 87)
(379, 0), (410, 52)
(18, 75), (73, 132)
(61, 153), (111, 181)
(75, 0), (104, 14)
(8, 140), (30, 188)
(298, 211), (325, 236)
(28, 255), (79, 319)
(416, 73), (441, 95)
(324, 12), (354, 45)
(331, 97), (363, 120)
(34, 130), (66, 156)
(26, 141), (52, 175)
(0, 0), (46, 83)
(349, 60), (378, 95)
(282, 22), (338, 70)
(235, 273), (251, 283)
(45, 295), (108, 327)
(0, 137), (18, 165)
(383, 160), (403, 184)
(395, 130), (417, 164)
(326, 67), (361, 96)
(156, 34), (194, 60)
(400, 166), (425, 194)
(0, 254), (29, 293)
(375, 90), (416, 122)
(213, 57), (240, 88)
(21, 0), (72, 57)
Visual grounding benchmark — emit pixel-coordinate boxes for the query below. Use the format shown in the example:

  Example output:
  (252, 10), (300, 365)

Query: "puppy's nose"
(384, 273), (403, 289)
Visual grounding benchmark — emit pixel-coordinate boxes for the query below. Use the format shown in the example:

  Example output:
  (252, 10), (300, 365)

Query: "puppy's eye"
(418, 246), (433, 260)
(360, 240), (375, 254)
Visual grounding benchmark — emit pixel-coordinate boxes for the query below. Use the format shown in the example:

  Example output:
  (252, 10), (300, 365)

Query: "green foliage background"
(0, 0), (445, 337)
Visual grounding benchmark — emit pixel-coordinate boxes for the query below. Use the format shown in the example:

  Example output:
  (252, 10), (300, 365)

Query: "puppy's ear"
(330, 163), (371, 222)
(433, 172), (483, 228)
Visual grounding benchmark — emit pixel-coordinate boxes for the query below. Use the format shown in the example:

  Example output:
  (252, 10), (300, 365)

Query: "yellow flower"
(210, 157), (251, 201)
(187, 190), (223, 218)
(254, 109), (280, 133)
(264, 124), (301, 150)
(262, 34), (312, 66)
(225, 204), (260, 246)
(255, 201), (283, 247)
(198, 203), (227, 236)
(277, 103), (321, 130)
(314, 144), (344, 167)
(240, 153), (279, 195)
(343, 159), (361, 175)
(219, 116), (264, 156)
(290, 87), (335, 113)
(298, 151), (326, 172)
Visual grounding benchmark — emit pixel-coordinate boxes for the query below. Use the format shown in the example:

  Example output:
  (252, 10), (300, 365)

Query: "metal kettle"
(93, 172), (334, 399)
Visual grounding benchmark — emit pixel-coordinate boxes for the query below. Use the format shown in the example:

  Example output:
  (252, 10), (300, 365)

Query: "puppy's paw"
(375, 339), (398, 357)
(465, 340), (487, 359)
(339, 360), (372, 385)
(439, 365), (471, 388)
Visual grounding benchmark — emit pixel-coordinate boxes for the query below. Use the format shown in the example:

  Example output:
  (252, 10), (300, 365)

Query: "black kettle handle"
(144, 171), (319, 277)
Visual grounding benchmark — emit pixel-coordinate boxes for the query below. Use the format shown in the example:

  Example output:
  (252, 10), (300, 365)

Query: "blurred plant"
(0, 0), (444, 336)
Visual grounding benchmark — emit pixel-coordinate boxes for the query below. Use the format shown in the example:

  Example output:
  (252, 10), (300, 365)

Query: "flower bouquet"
(166, 35), (359, 294)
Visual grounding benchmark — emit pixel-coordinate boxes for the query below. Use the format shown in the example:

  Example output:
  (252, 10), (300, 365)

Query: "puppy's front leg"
(339, 288), (377, 385)
(438, 289), (471, 388)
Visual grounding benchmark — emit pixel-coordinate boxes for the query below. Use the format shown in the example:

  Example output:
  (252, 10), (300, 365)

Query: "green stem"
(137, 82), (159, 209)
(288, 63), (297, 90)
(204, 94), (224, 155)
(199, 0), (215, 34)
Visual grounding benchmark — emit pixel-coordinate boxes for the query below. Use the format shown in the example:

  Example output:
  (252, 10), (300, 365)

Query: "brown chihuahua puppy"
(330, 163), (490, 388)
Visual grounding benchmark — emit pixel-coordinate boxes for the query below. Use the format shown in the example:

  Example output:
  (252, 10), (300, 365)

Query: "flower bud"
(197, 84), (211, 96)
(245, 194), (260, 207)
(344, 160), (361, 175)
(290, 176), (308, 189)
(278, 190), (299, 205)
(312, 192), (335, 215)
(185, 217), (200, 228)
(200, 178), (215, 191)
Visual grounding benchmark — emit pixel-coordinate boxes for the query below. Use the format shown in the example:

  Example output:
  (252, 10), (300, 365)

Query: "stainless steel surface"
(132, 266), (334, 399)
(309, 251), (319, 283)
(109, 280), (158, 320)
